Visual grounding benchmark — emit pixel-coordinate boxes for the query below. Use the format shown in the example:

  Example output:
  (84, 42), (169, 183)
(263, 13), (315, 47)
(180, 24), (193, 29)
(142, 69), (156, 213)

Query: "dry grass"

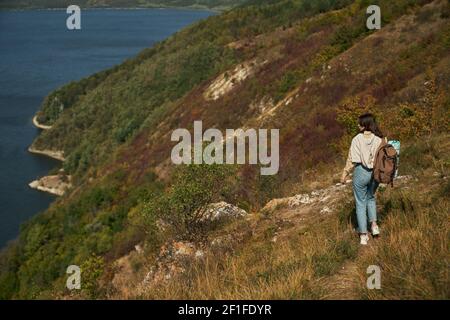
(141, 201), (359, 300)
(356, 185), (449, 299)
(134, 134), (449, 300)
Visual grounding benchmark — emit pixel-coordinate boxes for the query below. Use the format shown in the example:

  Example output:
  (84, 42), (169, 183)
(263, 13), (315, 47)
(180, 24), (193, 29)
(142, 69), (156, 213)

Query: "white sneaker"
(360, 234), (369, 245)
(372, 225), (380, 236)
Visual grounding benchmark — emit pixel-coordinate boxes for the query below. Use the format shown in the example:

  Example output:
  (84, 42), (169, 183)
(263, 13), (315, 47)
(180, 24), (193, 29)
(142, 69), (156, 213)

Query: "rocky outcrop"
(28, 174), (72, 196)
(135, 202), (248, 292)
(256, 87), (301, 122)
(263, 176), (414, 213)
(263, 183), (348, 213)
(201, 201), (248, 222)
(141, 241), (204, 287)
(28, 146), (65, 161)
(249, 96), (275, 115)
(204, 59), (268, 101)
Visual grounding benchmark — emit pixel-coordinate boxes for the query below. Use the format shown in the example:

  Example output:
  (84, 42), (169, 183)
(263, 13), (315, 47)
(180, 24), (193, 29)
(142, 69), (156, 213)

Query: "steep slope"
(129, 138), (448, 299)
(0, 0), (449, 299)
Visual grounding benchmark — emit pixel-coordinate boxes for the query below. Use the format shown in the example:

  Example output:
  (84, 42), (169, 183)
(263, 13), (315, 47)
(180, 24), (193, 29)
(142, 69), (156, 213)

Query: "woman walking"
(341, 113), (385, 245)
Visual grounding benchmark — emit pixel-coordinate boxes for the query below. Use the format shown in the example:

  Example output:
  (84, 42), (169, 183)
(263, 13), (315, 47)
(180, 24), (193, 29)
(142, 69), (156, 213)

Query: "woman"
(341, 113), (384, 245)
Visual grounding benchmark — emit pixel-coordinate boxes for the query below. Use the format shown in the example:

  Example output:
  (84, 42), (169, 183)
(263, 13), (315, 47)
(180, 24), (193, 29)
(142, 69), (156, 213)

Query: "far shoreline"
(32, 115), (52, 130)
(28, 146), (65, 162)
(0, 6), (222, 13)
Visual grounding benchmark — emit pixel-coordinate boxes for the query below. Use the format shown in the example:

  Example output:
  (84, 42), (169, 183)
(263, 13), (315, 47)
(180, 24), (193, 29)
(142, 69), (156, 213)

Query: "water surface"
(0, 8), (214, 248)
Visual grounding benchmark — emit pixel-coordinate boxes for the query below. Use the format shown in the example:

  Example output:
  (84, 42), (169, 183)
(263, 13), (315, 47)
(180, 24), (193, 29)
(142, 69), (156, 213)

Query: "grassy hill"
(0, 0), (247, 10)
(0, 0), (449, 299)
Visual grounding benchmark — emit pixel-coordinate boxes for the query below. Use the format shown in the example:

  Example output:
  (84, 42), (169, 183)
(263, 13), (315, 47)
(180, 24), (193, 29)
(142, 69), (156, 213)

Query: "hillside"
(0, 0), (449, 299)
(0, 0), (247, 10)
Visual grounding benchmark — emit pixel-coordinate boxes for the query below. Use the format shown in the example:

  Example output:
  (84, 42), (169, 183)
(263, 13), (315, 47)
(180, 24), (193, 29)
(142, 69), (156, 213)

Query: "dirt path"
(320, 237), (385, 299)
(267, 178), (411, 299)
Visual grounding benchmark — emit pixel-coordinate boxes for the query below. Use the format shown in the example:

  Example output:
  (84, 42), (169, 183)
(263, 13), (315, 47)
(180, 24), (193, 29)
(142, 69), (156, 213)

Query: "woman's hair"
(358, 113), (384, 138)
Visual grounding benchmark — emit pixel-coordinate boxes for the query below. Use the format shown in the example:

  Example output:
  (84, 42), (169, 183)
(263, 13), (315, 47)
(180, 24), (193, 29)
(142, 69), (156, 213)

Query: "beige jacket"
(342, 131), (384, 177)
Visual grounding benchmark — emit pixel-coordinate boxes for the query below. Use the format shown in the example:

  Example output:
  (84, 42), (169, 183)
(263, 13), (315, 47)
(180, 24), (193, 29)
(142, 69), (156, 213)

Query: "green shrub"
(80, 255), (104, 299)
(143, 164), (232, 239)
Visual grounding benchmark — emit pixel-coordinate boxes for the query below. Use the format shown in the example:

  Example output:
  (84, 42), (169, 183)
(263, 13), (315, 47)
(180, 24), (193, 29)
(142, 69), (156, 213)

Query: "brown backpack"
(373, 140), (398, 186)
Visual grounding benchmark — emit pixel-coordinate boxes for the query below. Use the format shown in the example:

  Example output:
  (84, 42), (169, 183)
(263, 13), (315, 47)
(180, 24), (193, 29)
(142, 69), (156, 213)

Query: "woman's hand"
(340, 173), (347, 184)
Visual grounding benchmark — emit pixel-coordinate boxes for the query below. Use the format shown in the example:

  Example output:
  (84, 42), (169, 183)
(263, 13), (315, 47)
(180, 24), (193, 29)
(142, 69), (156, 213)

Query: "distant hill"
(0, 0), (247, 10)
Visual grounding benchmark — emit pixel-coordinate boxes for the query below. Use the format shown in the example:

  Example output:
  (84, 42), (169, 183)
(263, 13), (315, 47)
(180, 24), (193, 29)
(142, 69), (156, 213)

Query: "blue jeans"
(352, 165), (379, 233)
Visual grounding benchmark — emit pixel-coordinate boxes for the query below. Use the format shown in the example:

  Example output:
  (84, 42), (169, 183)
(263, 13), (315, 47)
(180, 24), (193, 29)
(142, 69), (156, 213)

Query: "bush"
(80, 255), (105, 299)
(335, 95), (377, 155)
(143, 164), (232, 239)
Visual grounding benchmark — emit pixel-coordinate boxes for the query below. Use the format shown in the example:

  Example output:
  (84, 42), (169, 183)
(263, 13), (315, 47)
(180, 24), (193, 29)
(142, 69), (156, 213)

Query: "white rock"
(320, 206), (332, 214)
(135, 244), (143, 254)
(202, 202), (247, 222)
(204, 59), (268, 101)
(195, 250), (205, 259)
